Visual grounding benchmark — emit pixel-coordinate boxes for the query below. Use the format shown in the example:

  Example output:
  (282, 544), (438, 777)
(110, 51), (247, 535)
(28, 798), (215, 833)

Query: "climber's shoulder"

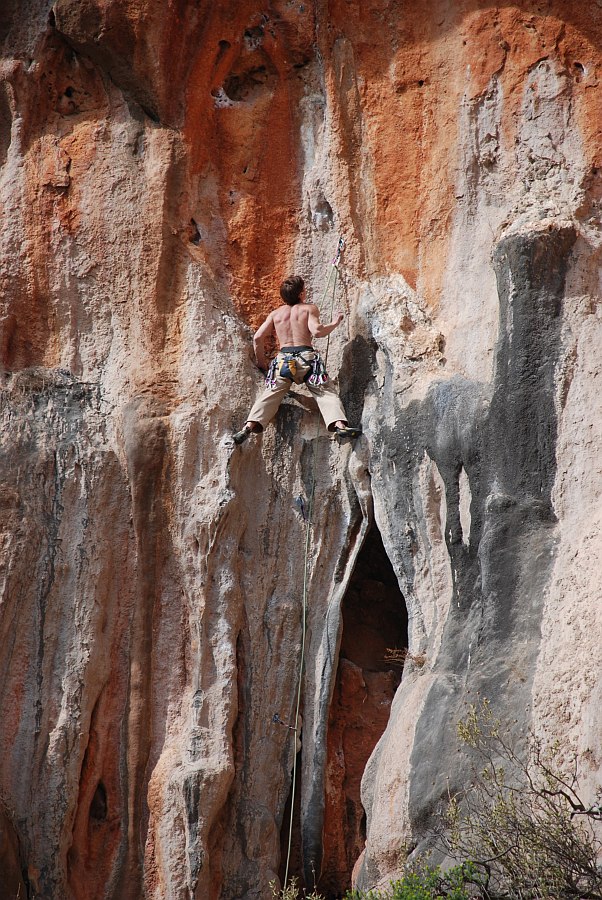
(254, 309), (276, 339)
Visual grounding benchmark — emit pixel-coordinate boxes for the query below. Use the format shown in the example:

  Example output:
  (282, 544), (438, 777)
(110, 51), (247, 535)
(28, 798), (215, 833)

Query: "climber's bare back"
(270, 303), (317, 347)
(253, 294), (342, 371)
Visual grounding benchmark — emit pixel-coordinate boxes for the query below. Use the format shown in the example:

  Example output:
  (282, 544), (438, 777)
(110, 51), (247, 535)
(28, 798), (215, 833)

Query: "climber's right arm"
(253, 313), (274, 371)
(308, 304), (344, 339)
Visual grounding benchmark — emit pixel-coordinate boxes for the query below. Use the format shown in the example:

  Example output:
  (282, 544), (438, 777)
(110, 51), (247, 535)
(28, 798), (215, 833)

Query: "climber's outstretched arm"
(307, 304), (344, 339)
(253, 313), (274, 370)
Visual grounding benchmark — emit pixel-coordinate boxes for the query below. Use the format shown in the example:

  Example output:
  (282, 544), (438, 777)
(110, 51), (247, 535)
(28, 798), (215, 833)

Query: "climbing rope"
(282, 237), (344, 890)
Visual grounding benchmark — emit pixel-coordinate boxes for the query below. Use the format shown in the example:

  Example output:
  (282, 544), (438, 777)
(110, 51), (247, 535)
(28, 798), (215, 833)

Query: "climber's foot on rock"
(233, 425), (252, 445)
(334, 425), (362, 439)
(233, 422), (261, 445)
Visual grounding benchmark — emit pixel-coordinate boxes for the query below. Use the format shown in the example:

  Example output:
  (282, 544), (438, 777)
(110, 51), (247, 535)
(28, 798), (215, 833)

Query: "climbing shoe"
(233, 425), (253, 445)
(334, 425), (362, 439)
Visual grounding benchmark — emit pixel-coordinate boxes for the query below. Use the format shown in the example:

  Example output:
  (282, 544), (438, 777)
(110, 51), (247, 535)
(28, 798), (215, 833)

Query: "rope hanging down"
(282, 236), (345, 891)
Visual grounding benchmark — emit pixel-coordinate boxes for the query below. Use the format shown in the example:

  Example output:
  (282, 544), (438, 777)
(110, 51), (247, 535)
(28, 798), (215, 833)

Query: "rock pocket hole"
(573, 61), (585, 81)
(221, 46), (278, 104)
(223, 65), (271, 102)
(188, 218), (202, 245)
(89, 781), (107, 822)
(319, 524), (408, 897)
(244, 25), (264, 49)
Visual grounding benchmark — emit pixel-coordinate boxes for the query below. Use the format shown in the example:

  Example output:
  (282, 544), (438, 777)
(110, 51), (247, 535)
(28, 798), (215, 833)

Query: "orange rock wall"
(1, 2), (601, 898)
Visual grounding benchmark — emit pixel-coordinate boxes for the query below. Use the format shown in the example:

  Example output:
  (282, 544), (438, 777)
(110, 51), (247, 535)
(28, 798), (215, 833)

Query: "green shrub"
(271, 865), (476, 900)
(344, 862), (478, 899)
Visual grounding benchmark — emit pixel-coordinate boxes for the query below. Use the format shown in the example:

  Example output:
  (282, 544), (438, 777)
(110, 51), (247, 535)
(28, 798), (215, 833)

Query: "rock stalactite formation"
(0, 2), (601, 899)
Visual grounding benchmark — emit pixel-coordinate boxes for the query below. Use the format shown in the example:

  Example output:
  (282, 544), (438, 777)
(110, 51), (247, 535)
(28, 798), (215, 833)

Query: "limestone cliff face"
(0, 2), (601, 898)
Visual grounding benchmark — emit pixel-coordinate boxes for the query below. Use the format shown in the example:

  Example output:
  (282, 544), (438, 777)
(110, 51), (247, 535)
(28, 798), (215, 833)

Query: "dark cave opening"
(319, 524), (408, 898)
(278, 524), (408, 897)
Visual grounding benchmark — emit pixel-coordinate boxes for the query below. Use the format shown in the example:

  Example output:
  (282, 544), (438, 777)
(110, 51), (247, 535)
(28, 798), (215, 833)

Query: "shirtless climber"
(233, 275), (361, 444)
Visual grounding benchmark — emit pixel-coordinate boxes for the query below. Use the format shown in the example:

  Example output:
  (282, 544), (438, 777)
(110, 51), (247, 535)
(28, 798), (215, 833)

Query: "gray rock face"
(0, 2), (601, 899)
(378, 222), (574, 853)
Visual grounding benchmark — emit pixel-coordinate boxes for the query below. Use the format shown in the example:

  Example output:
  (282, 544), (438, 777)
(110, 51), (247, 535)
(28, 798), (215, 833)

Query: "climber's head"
(280, 275), (305, 306)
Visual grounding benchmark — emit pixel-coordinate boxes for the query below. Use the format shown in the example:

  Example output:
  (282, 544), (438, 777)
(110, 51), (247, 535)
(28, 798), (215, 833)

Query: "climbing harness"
(280, 235), (346, 891)
(265, 347), (330, 389)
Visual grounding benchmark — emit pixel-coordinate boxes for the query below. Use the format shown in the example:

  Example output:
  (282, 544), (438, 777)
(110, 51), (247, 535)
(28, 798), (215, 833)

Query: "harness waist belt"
(280, 345), (314, 353)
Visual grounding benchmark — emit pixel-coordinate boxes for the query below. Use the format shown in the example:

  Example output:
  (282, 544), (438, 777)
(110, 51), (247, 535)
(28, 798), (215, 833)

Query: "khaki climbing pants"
(247, 349), (347, 431)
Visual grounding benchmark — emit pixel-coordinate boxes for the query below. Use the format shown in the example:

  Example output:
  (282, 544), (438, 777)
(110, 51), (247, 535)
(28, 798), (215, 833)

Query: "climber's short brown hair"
(280, 276), (305, 306)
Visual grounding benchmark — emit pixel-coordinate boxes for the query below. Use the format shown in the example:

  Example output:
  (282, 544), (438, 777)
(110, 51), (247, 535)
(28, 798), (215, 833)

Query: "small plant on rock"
(270, 877), (325, 900)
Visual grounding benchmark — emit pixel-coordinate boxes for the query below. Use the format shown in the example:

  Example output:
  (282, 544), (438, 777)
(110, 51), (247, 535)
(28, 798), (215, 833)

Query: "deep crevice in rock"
(318, 523), (408, 897)
(277, 524), (408, 897)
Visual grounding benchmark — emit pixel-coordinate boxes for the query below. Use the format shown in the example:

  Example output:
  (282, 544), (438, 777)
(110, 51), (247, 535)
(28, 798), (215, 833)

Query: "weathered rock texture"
(0, 1), (601, 898)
